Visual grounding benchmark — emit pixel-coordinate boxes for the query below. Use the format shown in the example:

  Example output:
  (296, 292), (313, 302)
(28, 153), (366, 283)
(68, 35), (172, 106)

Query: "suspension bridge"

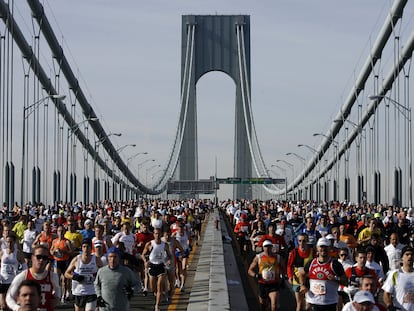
(0, 0), (413, 209)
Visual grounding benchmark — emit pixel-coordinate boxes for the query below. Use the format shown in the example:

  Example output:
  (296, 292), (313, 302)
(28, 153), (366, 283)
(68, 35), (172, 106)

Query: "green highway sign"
(216, 177), (285, 184)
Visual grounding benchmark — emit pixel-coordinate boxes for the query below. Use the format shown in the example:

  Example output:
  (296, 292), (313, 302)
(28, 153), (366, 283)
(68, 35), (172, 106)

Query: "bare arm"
(382, 291), (393, 309)
(64, 256), (78, 280)
(247, 256), (258, 278)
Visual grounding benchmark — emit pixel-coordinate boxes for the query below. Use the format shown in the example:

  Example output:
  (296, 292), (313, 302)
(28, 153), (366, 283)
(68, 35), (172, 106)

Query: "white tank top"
(72, 255), (98, 296)
(175, 231), (189, 251)
(0, 249), (18, 284)
(149, 240), (166, 265)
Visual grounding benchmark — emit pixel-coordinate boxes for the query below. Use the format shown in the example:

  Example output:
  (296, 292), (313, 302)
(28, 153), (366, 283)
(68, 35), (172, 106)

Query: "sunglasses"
(34, 254), (49, 261)
(297, 240), (306, 242)
(339, 254), (347, 257)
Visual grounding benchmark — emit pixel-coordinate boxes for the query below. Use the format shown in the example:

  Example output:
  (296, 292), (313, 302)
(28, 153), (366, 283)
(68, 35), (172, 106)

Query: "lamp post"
(93, 133), (122, 203)
(116, 144), (136, 154)
(334, 118), (368, 204)
(313, 133), (340, 201)
(369, 95), (412, 208)
(65, 117), (98, 203)
(271, 164), (287, 200)
(137, 159), (155, 180)
(276, 159), (295, 199)
(286, 152), (306, 199)
(111, 144), (136, 200)
(298, 144), (320, 202)
(21, 94), (65, 207)
(127, 152), (148, 169)
(146, 164), (161, 185)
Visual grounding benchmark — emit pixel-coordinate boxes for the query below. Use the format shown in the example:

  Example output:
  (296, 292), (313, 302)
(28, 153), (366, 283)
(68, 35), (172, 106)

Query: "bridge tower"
(179, 15), (252, 199)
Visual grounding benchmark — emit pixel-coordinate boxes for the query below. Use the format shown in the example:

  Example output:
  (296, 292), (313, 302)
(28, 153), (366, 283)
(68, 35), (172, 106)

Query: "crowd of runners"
(0, 199), (211, 311)
(223, 199), (414, 311)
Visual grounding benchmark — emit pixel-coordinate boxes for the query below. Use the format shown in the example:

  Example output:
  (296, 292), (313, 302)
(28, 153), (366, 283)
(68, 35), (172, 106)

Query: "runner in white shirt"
(342, 290), (379, 311)
(111, 222), (135, 255)
(383, 245), (414, 311)
(384, 233), (405, 270)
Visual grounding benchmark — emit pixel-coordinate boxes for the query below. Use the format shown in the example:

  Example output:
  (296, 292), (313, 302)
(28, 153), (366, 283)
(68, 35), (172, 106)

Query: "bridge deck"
(56, 210), (294, 310)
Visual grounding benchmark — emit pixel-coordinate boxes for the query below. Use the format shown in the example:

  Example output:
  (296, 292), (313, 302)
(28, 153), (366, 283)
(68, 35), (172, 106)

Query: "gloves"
(72, 272), (85, 282)
(125, 286), (134, 299)
(97, 296), (107, 307)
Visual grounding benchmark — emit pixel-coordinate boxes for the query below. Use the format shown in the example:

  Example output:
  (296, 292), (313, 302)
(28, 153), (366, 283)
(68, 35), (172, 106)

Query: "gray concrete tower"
(179, 15), (252, 199)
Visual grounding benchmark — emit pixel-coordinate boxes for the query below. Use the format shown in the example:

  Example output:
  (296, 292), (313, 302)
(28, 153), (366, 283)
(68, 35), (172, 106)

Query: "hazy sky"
(33, 0), (411, 199)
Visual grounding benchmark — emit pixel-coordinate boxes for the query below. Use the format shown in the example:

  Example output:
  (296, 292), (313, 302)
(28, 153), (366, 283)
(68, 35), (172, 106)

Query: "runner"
(64, 239), (103, 311)
(50, 225), (73, 304)
(172, 223), (191, 292)
(142, 228), (172, 311)
(161, 226), (184, 302)
(299, 237), (348, 311)
(0, 235), (25, 310)
(342, 290), (379, 311)
(382, 245), (414, 311)
(248, 239), (284, 311)
(15, 280), (41, 311)
(287, 233), (314, 311)
(6, 245), (61, 311)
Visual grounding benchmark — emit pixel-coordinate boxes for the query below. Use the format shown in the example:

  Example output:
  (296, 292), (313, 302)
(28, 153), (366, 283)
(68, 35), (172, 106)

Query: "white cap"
(325, 234), (335, 240)
(353, 290), (375, 304)
(93, 241), (103, 248)
(263, 240), (273, 247)
(52, 214), (58, 220)
(84, 219), (93, 226)
(316, 238), (331, 247)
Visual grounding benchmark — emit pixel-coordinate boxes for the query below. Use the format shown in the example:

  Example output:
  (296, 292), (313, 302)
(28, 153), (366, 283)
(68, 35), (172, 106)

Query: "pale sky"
(15, 0), (413, 200)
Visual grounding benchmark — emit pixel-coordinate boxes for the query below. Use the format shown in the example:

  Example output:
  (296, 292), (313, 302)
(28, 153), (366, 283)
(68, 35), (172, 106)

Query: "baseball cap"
(353, 290), (375, 304)
(107, 246), (121, 257)
(316, 238), (331, 247)
(84, 219), (93, 226)
(263, 240), (273, 247)
(325, 234), (335, 240)
(94, 241), (103, 248)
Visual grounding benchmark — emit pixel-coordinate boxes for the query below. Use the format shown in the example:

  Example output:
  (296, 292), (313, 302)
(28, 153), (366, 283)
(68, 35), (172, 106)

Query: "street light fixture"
(116, 144), (136, 153)
(313, 133), (340, 201)
(369, 94), (412, 208)
(298, 144), (321, 202)
(92, 133), (122, 203)
(24, 94), (66, 119)
(286, 152), (307, 200)
(21, 94), (66, 207)
(297, 144), (318, 153)
(313, 133), (339, 146)
(146, 164), (161, 185)
(137, 159), (155, 179)
(286, 152), (306, 163)
(271, 164), (287, 200)
(66, 118), (98, 203)
(96, 133), (122, 146)
(127, 152), (148, 168)
(277, 160), (295, 199)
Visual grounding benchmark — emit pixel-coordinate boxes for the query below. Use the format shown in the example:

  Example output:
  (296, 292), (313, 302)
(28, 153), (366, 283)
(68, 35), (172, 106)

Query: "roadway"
(56, 209), (295, 310)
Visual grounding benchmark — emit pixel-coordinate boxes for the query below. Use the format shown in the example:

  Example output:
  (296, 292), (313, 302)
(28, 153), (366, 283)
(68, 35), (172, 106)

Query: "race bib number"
(311, 281), (326, 295)
(403, 290), (414, 303)
(262, 269), (275, 282)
